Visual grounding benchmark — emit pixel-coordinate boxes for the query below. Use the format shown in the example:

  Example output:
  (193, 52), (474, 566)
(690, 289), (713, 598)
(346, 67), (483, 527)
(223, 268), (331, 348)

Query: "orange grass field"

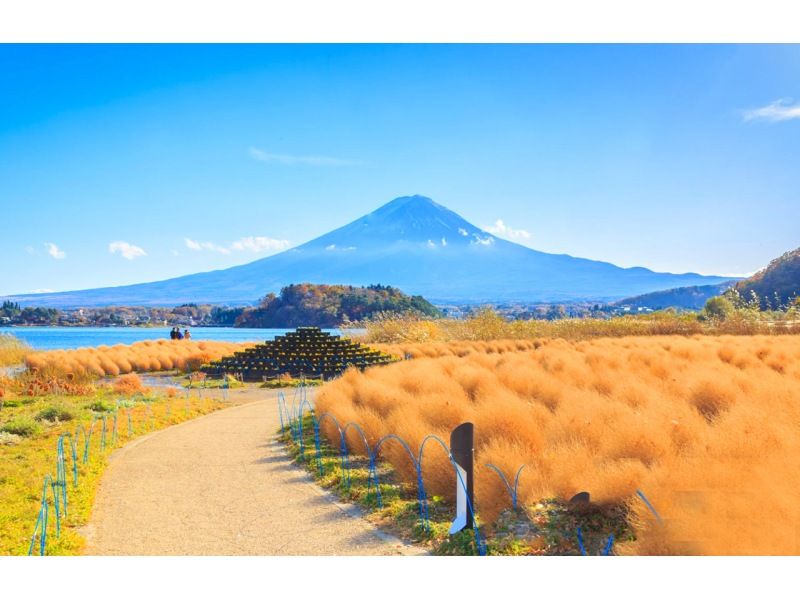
(375, 339), (543, 359)
(316, 334), (800, 555)
(24, 340), (252, 377)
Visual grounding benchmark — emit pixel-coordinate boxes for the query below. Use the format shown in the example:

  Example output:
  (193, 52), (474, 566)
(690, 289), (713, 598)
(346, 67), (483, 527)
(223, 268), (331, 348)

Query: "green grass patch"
(0, 386), (229, 555)
(262, 378), (323, 389)
(183, 374), (245, 389)
(1, 416), (41, 437)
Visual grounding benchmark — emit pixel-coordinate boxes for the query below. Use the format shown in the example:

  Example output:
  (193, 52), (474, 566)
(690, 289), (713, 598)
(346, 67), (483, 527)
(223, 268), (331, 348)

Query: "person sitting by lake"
(176, 328), (184, 340)
(184, 329), (191, 340)
(170, 327), (177, 340)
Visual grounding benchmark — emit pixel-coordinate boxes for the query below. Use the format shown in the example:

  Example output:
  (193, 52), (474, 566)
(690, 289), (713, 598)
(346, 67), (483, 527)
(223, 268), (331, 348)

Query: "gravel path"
(82, 388), (423, 555)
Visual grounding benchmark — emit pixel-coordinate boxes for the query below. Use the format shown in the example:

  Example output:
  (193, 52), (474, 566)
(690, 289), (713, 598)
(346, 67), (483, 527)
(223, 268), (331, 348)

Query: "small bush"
(113, 373), (146, 396)
(1, 416), (41, 437)
(35, 405), (76, 422)
(87, 400), (114, 413)
(702, 296), (735, 320)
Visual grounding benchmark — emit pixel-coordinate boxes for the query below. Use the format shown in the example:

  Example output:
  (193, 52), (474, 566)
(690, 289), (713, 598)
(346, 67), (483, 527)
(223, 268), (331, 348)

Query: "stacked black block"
(203, 327), (397, 381)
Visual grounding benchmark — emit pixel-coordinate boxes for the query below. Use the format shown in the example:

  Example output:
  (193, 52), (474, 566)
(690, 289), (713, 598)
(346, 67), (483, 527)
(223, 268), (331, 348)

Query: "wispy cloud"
(249, 147), (360, 166)
(484, 219), (531, 242)
(28, 288), (54, 294)
(230, 236), (291, 253)
(471, 235), (495, 247)
(185, 236), (290, 256)
(24, 246), (35, 255)
(109, 241), (147, 260)
(45, 242), (65, 260)
(184, 238), (231, 255)
(742, 99), (800, 122)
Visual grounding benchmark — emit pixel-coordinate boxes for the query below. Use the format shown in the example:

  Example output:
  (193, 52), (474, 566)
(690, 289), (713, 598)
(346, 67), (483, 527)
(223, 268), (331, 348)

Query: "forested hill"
(734, 247), (800, 307)
(222, 283), (441, 328)
(613, 281), (734, 310)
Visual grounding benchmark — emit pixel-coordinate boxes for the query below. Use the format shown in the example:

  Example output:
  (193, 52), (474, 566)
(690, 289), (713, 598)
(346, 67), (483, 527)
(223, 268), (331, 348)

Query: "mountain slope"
(613, 282), (735, 311)
(4, 195), (733, 307)
(734, 247), (800, 307)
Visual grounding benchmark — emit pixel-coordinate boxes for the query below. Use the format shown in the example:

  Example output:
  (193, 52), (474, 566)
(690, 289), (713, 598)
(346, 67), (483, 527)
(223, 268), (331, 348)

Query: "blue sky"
(1, 44), (798, 296)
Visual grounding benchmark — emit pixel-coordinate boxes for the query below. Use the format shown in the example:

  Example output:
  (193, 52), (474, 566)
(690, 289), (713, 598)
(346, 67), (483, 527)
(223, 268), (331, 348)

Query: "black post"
(449, 422), (474, 532)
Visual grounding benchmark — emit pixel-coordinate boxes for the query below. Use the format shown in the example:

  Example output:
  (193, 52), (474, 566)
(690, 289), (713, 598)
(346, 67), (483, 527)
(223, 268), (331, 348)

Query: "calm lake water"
(0, 327), (355, 351)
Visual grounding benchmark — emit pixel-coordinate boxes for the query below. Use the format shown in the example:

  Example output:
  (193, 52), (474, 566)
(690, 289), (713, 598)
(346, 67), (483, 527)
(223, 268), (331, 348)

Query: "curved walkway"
(82, 388), (423, 555)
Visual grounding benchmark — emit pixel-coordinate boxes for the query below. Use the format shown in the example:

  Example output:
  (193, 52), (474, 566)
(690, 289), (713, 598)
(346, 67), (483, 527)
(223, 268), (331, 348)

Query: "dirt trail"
(83, 387), (423, 555)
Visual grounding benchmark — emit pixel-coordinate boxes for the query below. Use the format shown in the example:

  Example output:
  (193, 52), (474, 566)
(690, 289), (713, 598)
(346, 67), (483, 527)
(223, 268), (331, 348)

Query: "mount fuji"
(5, 195), (732, 307)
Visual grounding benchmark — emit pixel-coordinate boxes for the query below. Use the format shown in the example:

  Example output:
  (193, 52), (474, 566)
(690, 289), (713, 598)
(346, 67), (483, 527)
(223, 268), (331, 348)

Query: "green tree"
(702, 296), (735, 320)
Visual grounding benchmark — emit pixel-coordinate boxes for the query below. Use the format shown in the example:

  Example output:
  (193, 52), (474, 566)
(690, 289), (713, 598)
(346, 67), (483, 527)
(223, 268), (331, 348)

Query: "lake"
(0, 326), (357, 351)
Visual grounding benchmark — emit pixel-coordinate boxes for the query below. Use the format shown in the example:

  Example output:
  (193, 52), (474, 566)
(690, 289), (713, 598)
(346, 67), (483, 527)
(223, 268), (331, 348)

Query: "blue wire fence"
(26, 391), (205, 556)
(278, 389), (666, 557)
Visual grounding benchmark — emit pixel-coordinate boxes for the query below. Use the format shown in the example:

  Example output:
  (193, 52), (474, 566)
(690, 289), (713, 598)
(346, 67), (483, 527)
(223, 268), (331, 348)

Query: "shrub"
(87, 400), (114, 413)
(184, 352), (213, 373)
(113, 373), (146, 396)
(1, 416), (41, 437)
(35, 405), (76, 422)
(702, 296), (735, 320)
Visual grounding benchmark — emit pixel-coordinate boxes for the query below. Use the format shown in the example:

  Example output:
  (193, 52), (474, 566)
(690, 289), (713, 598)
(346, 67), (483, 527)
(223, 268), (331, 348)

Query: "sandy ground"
(82, 387), (424, 555)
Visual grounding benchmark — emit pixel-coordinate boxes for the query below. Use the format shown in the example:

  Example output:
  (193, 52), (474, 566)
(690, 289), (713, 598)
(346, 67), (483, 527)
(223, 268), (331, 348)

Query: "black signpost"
(449, 422), (475, 534)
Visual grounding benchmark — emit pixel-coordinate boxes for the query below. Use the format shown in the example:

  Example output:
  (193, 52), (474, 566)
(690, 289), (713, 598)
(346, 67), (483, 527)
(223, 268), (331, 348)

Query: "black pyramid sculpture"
(203, 327), (397, 381)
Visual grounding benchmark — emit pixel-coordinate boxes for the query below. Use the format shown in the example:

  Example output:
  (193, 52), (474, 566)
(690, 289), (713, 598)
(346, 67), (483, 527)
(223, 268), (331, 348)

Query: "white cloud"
(743, 99), (800, 122)
(230, 236), (290, 253)
(184, 238), (231, 255)
(249, 147), (360, 166)
(45, 242), (65, 259)
(441, 237), (447, 247)
(458, 228), (469, 237)
(325, 244), (337, 251)
(485, 219), (531, 241)
(426, 239), (436, 248)
(28, 288), (54, 294)
(109, 241), (147, 260)
(185, 236), (290, 256)
(471, 235), (495, 246)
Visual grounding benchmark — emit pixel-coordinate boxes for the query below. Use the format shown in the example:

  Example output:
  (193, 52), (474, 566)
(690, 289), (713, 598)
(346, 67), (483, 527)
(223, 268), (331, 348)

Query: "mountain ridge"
(3, 195), (732, 307)
(733, 247), (800, 307)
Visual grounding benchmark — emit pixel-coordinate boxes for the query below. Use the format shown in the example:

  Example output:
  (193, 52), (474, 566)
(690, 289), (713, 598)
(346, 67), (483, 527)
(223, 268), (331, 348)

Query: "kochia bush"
(316, 334), (800, 555)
